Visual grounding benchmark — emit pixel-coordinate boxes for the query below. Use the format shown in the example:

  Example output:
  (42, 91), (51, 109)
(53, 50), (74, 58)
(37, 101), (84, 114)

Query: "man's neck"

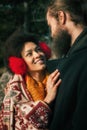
(69, 24), (85, 46)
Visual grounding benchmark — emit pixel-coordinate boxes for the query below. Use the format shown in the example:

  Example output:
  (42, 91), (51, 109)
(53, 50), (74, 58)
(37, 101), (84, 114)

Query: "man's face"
(46, 11), (71, 57)
(46, 11), (59, 38)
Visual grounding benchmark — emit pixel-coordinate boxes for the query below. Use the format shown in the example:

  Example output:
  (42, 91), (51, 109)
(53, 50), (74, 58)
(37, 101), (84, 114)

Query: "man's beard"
(52, 29), (71, 58)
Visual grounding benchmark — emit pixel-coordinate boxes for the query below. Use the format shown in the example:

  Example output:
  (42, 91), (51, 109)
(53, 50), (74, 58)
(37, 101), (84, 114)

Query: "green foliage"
(0, 0), (50, 67)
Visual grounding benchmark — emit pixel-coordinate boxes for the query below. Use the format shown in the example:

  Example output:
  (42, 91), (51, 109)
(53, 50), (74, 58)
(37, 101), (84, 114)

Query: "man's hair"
(47, 0), (87, 25)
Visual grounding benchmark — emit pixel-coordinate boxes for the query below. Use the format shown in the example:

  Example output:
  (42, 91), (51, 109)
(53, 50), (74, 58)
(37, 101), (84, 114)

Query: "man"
(46, 0), (87, 130)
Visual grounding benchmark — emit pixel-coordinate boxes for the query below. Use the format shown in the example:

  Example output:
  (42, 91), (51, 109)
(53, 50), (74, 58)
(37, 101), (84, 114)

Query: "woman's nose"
(33, 51), (40, 58)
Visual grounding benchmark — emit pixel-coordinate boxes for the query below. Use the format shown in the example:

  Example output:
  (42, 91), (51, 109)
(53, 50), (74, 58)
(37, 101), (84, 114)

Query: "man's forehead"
(46, 11), (52, 23)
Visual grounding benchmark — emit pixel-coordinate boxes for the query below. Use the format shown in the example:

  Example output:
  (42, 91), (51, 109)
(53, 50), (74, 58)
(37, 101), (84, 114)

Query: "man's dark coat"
(47, 28), (87, 130)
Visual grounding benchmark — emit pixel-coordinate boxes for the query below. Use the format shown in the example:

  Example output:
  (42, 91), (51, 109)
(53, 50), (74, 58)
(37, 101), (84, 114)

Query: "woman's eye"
(36, 47), (42, 52)
(26, 52), (32, 57)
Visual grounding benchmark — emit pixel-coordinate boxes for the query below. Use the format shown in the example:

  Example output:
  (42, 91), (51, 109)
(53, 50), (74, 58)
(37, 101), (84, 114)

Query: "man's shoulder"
(47, 59), (60, 73)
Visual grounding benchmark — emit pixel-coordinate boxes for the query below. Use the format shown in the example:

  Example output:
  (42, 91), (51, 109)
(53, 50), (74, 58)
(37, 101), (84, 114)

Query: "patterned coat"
(0, 74), (51, 130)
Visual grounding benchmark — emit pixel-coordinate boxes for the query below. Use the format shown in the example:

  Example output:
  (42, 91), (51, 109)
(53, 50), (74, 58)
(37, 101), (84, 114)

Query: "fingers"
(52, 70), (60, 84)
(48, 69), (61, 89)
(50, 69), (61, 85)
(50, 69), (59, 79)
(54, 79), (62, 89)
(45, 69), (62, 104)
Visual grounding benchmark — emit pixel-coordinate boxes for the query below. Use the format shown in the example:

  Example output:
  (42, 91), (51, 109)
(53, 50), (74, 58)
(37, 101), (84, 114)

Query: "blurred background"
(0, 0), (57, 76)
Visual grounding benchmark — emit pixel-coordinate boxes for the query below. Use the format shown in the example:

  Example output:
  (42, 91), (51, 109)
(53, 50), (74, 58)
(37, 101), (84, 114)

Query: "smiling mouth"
(34, 58), (45, 64)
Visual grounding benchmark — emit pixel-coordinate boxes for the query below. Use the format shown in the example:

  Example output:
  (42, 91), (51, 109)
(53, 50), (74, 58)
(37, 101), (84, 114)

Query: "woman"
(0, 32), (61, 130)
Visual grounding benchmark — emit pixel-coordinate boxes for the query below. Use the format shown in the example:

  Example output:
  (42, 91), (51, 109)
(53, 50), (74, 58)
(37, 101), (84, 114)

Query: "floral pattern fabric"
(0, 74), (51, 130)
(0, 71), (11, 109)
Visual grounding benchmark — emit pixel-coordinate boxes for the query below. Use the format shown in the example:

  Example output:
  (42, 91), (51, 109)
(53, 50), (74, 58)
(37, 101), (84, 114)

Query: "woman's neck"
(28, 70), (46, 82)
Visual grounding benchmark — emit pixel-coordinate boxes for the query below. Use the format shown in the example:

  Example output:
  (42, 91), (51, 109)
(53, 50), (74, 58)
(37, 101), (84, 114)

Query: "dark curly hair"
(4, 32), (39, 72)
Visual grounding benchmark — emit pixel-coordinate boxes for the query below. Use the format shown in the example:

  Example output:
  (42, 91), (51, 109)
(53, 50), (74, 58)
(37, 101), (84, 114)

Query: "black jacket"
(47, 28), (87, 130)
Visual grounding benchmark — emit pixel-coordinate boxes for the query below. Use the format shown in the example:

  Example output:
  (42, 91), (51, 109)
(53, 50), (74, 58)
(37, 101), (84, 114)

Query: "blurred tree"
(0, 0), (50, 68)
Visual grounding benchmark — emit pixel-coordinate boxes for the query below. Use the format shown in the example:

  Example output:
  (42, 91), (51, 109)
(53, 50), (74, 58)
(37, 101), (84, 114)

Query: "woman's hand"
(44, 69), (61, 104)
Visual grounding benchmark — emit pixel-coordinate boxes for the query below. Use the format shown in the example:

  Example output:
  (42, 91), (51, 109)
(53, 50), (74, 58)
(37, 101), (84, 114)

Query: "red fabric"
(39, 42), (51, 59)
(0, 74), (51, 130)
(8, 42), (51, 75)
(8, 57), (27, 75)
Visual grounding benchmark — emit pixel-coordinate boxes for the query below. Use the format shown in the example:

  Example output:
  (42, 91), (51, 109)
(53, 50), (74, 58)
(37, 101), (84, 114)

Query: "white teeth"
(34, 59), (44, 64)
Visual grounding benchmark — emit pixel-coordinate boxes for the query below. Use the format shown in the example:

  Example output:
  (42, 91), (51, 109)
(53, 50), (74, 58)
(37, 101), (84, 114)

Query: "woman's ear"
(58, 11), (66, 25)
(8, 56), (27, 75)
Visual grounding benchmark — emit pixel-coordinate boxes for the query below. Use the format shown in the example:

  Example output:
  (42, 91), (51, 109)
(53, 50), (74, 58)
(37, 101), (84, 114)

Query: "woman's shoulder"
(9, 74), (24, 84)
(0, 71), (24, 84)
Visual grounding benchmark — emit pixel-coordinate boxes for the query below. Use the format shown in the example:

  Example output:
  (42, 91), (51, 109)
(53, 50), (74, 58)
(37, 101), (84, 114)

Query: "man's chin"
(52, 30), (71, 57)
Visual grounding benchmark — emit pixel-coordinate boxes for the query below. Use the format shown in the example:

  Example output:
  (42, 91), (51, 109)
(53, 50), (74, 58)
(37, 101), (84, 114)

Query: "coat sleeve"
(16, 100), (51, 129)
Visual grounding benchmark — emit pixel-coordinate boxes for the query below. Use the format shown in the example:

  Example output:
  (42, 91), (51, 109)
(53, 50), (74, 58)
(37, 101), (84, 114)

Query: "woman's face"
(21, 42), (46, 73)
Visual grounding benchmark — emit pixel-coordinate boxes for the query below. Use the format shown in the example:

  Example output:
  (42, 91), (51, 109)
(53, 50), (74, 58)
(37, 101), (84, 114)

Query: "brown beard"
(52, 29), (71, 58)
